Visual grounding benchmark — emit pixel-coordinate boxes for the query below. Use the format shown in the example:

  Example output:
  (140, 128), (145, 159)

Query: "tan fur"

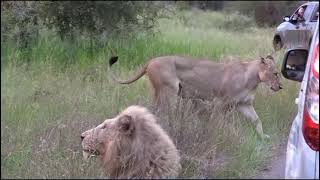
(81, 105), (181, 178)
(109, 55), (282, 139)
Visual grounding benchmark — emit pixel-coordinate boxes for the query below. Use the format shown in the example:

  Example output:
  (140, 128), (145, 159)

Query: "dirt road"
(253, 139), (287, 179)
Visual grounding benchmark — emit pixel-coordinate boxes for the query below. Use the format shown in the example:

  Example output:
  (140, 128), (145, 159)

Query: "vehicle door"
(302, 4), (319, 44)
(308, 5), (319, 42)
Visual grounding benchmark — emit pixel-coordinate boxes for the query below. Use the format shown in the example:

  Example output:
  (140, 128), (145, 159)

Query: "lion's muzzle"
(81, 129), (100, 160)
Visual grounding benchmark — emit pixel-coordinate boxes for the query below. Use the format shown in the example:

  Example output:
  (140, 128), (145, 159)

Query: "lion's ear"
(118, 115), (135, 135)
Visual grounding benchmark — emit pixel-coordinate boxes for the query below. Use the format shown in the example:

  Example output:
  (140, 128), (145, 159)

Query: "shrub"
(37, 1), (164, 41)
(1, 1), (40, 48)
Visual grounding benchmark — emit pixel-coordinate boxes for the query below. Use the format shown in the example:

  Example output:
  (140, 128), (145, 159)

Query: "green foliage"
(1, 9), (274, 68)
(1, 1), (165, 50)
(1, 1), (40, 48)
(37, 1), (163, 40)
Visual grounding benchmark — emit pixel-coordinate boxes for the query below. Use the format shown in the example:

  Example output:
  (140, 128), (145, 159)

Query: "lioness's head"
(258, 55), (283, 91)
(81, 105), (181, 178)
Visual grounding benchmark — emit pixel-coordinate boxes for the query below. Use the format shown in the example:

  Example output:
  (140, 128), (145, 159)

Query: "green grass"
(1, 10), (298, 178)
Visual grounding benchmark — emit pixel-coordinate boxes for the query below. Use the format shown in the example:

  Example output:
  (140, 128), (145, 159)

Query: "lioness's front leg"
(237, 104), (270, 139)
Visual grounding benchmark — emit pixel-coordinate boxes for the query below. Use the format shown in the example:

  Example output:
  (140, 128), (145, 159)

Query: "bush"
(1, 1), (166, 49)
(1, 1), (40, 48)
(37, 1), (164, 41)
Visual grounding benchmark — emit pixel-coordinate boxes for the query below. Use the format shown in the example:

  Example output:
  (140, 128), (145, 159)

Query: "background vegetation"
(2, 1), (304, 178)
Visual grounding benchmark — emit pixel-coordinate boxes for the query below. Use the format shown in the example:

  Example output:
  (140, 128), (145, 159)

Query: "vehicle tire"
(273, 36), (283, 51)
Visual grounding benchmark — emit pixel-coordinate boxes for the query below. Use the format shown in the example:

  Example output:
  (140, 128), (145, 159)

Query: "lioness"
(108, 55), (282, 139)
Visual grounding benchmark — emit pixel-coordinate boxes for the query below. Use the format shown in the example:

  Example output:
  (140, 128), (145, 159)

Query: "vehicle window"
(302, 5), (315, 21)
(311, 6), (319, 21)
(292, 6), (302, 16)
(301, 6), (308, 19)
(291, 5), (308, 22)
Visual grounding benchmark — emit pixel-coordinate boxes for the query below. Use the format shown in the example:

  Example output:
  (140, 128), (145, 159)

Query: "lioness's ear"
(260, 56), (266, 64)
(266, 55), (275, 62)
(266, 55), (273, 59)
(118, 115), (135, 135)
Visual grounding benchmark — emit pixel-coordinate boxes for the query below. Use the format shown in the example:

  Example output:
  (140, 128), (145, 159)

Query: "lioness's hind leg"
(237, 104), (270, 140)
(157, 85), (179, 109)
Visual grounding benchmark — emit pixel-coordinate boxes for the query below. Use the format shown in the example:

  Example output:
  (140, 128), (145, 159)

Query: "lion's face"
(258, 55), (283, 91)
(81, 115), (134, 160)
(81, 119), (114, 159)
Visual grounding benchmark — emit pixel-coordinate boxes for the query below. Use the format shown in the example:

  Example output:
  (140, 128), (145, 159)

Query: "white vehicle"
(282, 18), (319, 179)
(273, 1), (319, 51)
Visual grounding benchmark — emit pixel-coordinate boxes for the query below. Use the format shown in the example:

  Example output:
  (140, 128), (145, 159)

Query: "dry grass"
(1, 10), (298, 178)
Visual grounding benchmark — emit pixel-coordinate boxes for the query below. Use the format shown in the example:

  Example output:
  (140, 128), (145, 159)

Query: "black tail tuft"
(109, 56), (119, 67)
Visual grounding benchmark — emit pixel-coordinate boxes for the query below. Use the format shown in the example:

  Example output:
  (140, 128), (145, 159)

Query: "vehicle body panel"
(285, 18), (319, 179)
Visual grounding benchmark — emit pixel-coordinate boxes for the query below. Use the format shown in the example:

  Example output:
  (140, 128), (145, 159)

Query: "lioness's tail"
(108, 56), (148, 84)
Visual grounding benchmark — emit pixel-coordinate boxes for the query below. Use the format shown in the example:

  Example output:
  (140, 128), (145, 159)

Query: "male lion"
(108, 55), (282, 139)
(81, 105), (181, 178)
